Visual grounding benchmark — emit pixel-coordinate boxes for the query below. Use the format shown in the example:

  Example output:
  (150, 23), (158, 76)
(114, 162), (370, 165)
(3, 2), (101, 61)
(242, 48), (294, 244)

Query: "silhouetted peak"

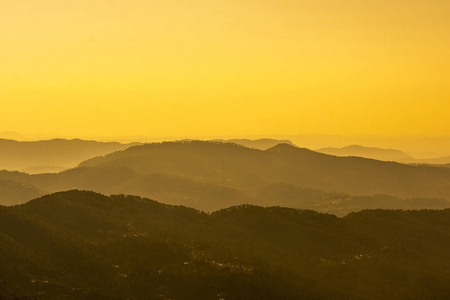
(343, 144), (406, 153)
(316, 144), (413, 161)
(344, 144), (365, 149)
(212, 138), (296, 150)
(113, 140), (256, 155)
(266, 143), (299, 152)
(266, 143), (319, 157)
(24, 189), (108, 206)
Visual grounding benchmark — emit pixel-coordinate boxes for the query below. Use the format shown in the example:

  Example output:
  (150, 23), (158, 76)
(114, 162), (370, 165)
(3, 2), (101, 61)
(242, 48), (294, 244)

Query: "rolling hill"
(409, 156), (450, 165)
(317, 144), (450, 165)
(316, 145), (413, 161)
(1, 190), (450, 299)
(0, 141), (449, 214)
(212, 138), (296, 150)
(79, 141), (450, 199)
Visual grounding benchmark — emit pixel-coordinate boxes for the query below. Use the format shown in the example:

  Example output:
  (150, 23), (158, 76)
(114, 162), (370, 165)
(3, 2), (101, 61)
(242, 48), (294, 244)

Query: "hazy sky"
(1, 0), (449, 139)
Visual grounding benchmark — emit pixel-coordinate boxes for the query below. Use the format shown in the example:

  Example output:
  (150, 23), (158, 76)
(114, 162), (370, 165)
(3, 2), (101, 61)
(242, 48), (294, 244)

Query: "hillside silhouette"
(317, 145), (413, 161)
(409, 156), (450, 165)
(1, 190), (450, 299)
(79, 141), (450, 199)
(0, 179), (44, 206)
(0, 138), (139, 173)
(0, 141), (449, 214)
(212, 138), (296, 150)
(317, 144), (450, 165)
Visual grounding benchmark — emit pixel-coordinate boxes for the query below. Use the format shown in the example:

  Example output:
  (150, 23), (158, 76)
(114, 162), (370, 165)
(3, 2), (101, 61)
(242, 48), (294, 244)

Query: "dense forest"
(1, 190), (450, 299)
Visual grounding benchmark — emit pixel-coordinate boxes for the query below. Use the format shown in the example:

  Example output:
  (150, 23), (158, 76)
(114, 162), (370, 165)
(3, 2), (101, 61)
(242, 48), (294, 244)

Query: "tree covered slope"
(1, 190), (450, 299)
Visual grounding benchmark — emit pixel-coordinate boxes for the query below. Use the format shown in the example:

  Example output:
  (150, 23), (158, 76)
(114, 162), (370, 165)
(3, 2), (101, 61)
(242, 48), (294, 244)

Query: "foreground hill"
(1, 190), (450, 299)
(0, 138), (139, 173)
(0, 141), (449, 213)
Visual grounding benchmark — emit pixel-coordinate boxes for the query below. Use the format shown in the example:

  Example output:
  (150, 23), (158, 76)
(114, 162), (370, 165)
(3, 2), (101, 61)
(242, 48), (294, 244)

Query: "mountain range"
(0, 138), (139, 173)
(0, 141), (449, 214)
(316, 145), (413, 161)
(317, 144), (450, 165)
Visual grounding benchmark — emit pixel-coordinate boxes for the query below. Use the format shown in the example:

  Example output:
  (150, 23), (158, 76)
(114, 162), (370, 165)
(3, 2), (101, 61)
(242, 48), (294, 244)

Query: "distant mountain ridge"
(0, 138), (140, 173)
(77, 141), (450, 200)
(212, 138), (296, 150)
(0, 140), (448, 214)
(317, 144), (450, 165)
(317, 144), (413, 161)
(410, 156), (450, 165)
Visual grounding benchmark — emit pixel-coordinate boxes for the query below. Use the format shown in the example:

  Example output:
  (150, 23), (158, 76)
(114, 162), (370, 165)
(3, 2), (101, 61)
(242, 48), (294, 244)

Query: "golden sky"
(1, 0), (449, 139)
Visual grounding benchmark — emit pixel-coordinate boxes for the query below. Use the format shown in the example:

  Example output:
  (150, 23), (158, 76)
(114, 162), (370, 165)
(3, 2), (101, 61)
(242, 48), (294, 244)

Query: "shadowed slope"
(1, 190), (450, 299)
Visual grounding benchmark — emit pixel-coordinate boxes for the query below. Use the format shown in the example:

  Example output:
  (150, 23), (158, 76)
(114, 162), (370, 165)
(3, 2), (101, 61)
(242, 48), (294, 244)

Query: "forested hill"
(80, 141), (450, 200)
(212, 138), (296, 150)
(1, 141), (450, 213)
(1, 190), (450, 299)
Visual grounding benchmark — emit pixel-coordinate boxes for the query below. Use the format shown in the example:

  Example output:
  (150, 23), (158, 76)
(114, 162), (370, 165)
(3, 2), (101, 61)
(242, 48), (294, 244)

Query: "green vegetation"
(1, 190), (450, 299)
